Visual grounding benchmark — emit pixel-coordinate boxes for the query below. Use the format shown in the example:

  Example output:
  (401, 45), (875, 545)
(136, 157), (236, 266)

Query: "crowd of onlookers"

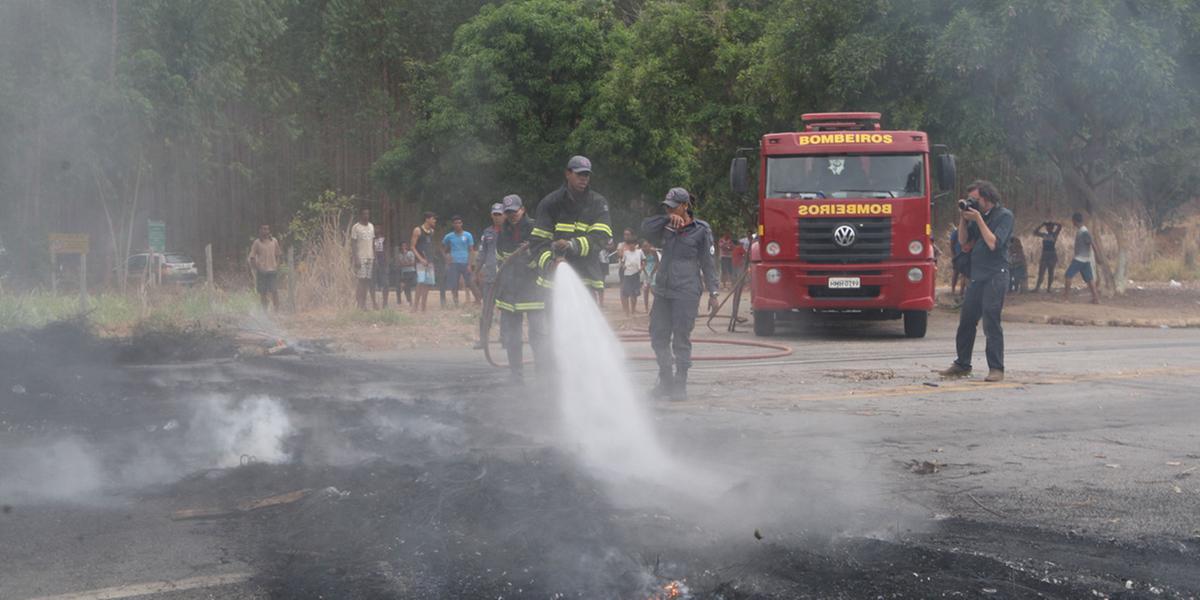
(242, 203), (757, 314)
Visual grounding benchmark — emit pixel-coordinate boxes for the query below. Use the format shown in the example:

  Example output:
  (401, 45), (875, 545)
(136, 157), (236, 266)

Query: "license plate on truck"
(827, 277), (861, 289)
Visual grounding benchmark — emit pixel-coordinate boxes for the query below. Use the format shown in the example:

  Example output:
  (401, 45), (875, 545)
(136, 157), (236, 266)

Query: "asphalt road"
(2, 311), (1198, 599)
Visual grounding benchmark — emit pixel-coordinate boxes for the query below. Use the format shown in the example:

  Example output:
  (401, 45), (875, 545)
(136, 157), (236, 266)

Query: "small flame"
(650, 579), (688, 600)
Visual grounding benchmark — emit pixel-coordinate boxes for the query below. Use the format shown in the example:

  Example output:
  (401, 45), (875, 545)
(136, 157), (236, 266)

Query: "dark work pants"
(499, 309), (546, 373)
(649, 293), (699, 374)
(1035, 253), (1056, 291)
(955, 273), (1007, 371)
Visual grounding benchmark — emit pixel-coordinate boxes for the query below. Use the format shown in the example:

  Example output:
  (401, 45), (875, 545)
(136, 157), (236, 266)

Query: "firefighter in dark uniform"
(642, 188), (719, 400)
(494, 194), (546, 381)
(530, 156), (613, 297)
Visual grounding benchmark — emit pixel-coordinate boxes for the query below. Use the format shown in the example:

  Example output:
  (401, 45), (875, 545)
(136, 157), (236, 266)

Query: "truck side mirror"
(730, 157), (749, 195)
(937, 154), (957, 192)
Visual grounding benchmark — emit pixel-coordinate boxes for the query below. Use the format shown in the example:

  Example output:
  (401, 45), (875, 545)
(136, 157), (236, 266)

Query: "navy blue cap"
(566, 155), (592, 174)
(502, 194), (523, 212)
(663, 187), (690, 208)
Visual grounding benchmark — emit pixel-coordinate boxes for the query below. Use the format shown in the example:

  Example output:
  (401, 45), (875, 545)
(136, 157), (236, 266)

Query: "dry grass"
(292, 210), (357, 312)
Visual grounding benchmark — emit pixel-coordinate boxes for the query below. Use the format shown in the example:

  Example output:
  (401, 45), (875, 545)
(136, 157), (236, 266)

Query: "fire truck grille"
(798, 217), (892, 263)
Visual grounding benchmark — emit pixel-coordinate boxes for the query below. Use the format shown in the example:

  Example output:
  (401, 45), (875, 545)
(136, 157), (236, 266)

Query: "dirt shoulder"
(938, 284), (1200, 328)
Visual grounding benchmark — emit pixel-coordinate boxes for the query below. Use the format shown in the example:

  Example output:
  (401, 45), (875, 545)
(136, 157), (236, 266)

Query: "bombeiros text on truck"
(730, 112), (957, 337)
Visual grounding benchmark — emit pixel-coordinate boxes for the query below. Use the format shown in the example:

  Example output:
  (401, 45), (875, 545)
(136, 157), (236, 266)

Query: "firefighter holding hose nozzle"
(530, 155), (613, 300)
(642, 188), (719, 401)
(494, 194), (547, 382)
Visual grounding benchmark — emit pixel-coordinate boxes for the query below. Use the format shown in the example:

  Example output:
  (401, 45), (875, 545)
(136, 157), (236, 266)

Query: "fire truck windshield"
(766, 154), (924, 200)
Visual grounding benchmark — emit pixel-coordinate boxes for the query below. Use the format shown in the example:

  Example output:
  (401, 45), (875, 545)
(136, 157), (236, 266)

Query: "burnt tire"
(903, 310), (928, 338)
(753, 310), (776, 337)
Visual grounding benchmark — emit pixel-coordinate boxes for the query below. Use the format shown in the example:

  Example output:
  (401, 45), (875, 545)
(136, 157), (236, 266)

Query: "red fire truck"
(730, 112), (956, 338)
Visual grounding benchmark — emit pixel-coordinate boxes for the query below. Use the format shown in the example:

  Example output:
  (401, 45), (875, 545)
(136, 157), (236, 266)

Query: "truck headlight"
(908, 240), (924, 255)
(907, 267), (924, 283)
(765, 268), (782, 284)
(765, 241), (781, 256)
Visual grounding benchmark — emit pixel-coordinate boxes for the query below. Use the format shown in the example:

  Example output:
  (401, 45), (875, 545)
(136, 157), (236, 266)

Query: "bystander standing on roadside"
(618, 228), (645, 316)
(1033, 220), (1062, 292)
(718, 233), (734, 287)
(474, 203), (505, 349)
(599, 239), (617, 306)
(1008, 237), (1028, 293)
(395, 241), (416, 306)
(732, 233), (747, 280)
(1063, 212), (1101, 304)
(247, 224), (282, 311)
(410, 212), (438, 313)
(372, 232), (389, 308)
(940, 181), (1013, 383)
(641, 239), (658, 310)
(350, 208), (376, 311)
(442, 215), (478, 306)
(950, 224), (969, 297)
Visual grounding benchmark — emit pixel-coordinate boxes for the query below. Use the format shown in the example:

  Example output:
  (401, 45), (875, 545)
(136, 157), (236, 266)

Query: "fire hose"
(479, 247), (790, 367)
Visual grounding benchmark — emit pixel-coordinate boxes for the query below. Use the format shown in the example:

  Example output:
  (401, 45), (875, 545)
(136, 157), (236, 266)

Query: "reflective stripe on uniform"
(537, 276), (553, 288)
(582, 277), (605, 289)
(554, 223), (576, 233)
(577, 236), (590, 256)
(574, 221), (589, 232)
(588, 223), (613, 237)
(496, 299), (544, 312)
(539, 250), (553, 269)
(531, 227), (553, 239)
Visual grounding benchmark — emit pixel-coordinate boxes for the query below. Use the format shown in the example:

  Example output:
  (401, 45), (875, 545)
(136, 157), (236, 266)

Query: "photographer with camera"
(940, 181), (1014, 383)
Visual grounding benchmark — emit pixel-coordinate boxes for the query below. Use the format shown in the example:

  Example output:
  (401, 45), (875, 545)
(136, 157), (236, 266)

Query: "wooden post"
(205, 243), (214, 288)
(79, 253), (88, 309)
(51, 252), (58, 294)
(287, 246), (296, 312)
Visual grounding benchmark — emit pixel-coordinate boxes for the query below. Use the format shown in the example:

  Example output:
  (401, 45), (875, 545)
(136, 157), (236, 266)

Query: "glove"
(552, 239), (579, 257)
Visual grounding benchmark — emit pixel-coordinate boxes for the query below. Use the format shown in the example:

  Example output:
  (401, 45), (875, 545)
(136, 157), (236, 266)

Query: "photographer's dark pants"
(955, 273), (1007, 372)
(650, 293), (699, 374)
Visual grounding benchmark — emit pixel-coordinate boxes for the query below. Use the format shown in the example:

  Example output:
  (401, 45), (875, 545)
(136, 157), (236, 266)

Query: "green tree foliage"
(575, 0), (767, 234)
(933, 1), (1199, 212)
(3, 0), (1199, 288)
(932, 0), (1200, 288)
(372, 0), (624, 219)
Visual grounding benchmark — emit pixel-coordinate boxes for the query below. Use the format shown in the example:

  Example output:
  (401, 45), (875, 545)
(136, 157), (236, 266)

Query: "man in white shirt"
(350, 207), (376, 310)
(1063, 212), (1100, 304)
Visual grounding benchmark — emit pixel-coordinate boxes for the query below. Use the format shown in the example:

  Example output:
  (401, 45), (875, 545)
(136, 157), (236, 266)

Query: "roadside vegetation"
(0, 288), (257, 332)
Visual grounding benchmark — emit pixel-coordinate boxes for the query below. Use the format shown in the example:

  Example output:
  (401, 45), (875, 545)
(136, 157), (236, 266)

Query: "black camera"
(957, 197), (979, 211)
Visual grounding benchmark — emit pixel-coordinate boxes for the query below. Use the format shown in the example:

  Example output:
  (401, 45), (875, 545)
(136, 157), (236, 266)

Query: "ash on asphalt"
(2, 321), (1198, 599)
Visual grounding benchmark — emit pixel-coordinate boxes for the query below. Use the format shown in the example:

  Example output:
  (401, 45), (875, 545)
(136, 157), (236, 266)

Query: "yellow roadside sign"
(49, 233), (90, 255)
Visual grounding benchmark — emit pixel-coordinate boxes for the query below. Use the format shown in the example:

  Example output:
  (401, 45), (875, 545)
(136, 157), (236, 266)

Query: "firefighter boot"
(650, 368), (674, 399)
(671, 368), (688, 402)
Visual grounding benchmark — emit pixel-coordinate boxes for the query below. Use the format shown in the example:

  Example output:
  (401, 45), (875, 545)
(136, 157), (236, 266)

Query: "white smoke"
(0, 395), (294, 504)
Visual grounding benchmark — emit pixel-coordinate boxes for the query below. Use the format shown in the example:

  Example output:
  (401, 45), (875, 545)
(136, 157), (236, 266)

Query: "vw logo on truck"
(832, 224), (857, 247)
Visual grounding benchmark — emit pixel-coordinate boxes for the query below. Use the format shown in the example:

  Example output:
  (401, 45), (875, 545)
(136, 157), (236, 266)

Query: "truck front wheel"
(903, 310), (928, 338)
(753, 310), (776, 337)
